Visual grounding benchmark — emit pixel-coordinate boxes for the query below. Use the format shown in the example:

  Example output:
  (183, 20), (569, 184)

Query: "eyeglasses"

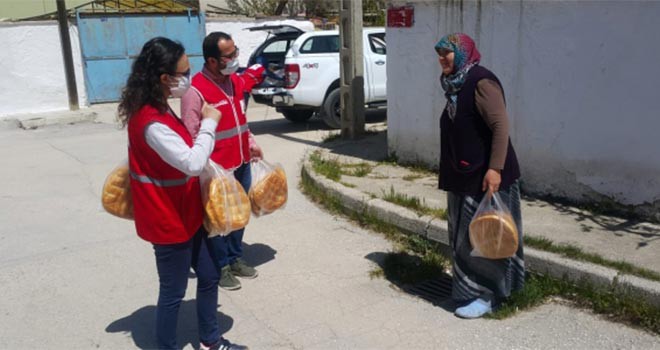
(219, 47), (239, 61)
(170, 69), (191, 78)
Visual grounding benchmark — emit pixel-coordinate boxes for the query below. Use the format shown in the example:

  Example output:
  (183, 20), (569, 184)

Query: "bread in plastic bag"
(248, 159), (288, 217)
(468, 191), (519, 259)
(101, 159), (134, 220)
(201, 160), (251, 237)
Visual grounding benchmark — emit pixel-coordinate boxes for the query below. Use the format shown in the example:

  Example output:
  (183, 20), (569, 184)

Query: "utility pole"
(339, 0), (364, 139)
(56, 0), (79, 111)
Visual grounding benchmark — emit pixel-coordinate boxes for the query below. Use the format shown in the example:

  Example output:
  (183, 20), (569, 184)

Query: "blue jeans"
(207, 162), (252, 269)
(153, 227), (220, 349)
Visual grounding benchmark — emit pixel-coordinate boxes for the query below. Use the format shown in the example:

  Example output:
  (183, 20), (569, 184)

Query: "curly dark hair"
(117, 37), (185, 127)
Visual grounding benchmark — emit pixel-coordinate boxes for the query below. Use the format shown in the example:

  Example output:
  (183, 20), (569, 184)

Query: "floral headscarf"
(435, 33), (481, 119)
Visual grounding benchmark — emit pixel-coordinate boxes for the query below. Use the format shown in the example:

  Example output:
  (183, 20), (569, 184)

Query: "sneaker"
(201, 337), (249, 350)
(219, 265), (241, 290)
(454, 298), (492, 319)
(230, 258), (258, 279)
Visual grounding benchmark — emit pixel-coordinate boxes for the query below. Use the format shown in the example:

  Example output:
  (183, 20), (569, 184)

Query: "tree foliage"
(226, 0), (386, 25)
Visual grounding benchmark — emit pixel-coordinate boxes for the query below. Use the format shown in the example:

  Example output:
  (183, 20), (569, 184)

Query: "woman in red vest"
(117, 37), (246, 350)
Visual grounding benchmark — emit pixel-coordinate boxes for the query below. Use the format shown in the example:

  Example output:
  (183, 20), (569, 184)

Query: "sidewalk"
(302, 130), (660, 307)
(1, 105), (658, 347)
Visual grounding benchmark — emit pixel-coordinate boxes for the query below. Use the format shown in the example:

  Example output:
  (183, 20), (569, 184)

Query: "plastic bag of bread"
(468, 191), (519, 259)
(248, 160), (288, 217)
(201, 161), (251, 237)
(101, 160), (134, 220)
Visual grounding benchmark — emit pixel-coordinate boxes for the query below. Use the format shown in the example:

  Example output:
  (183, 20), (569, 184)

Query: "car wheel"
(321, 88), (341, 129)
(281, 109), (314, 123)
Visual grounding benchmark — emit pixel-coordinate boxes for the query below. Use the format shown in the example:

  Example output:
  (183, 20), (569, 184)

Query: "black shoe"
(202, 337), (249, 350)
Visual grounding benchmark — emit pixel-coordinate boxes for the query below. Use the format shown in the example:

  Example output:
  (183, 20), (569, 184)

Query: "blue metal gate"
(77, 12), (206, 103)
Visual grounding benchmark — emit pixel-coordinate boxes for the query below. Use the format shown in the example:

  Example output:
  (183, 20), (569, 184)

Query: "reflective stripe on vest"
(130, 171), (191, 187)
(215, 123), (249, 141)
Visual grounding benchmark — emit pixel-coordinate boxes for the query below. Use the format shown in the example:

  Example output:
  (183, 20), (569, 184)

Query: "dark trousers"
(153, 227), (220, 349)
(207, 162), (252, 269)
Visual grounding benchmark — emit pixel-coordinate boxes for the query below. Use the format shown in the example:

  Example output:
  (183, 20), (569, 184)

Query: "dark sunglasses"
(219, 47), (239, 60)
(170, 69), (191, 78)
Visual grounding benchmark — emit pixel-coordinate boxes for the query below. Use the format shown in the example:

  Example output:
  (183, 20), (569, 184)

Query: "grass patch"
(340, 181), (356, 188)
(489, 273), (660, 335)
(309, 150), (342, 182)
(340, 162), (374, 177)
(381, 152), (398, 164)
(403, 174), (423, 181)
(526, 236), (660, 282)
(368, 267), (385, 279)
(309, 151), (373, 179)
(381, 187), (448, 220)
(302, 167), (660, 334)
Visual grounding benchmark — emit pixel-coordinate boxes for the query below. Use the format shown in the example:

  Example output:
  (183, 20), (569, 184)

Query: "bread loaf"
(468, 211), (518, 259)
(102, 165), (134, 219)
(204, 175), (251, 235)
(249, 168), (287, 215)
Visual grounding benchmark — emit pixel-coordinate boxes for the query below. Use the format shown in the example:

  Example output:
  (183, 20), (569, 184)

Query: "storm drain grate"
(402, 275), (453, 304)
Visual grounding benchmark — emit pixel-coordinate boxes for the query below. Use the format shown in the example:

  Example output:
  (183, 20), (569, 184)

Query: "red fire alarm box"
(387, 6), (414, 28)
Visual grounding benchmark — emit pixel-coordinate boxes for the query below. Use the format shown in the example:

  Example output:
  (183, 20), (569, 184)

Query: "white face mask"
(220, 59), (239, 75)
(169, 74), (191, 98)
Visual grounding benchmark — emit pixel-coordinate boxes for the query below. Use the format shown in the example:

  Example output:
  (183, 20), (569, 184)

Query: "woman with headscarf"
(435, 33), (525, 318)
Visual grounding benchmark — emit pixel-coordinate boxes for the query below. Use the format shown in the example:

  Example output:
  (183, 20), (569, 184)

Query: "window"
(369, 33), (386, 55)
(262, 39), (290, 54)
(300, 35), (340, 54)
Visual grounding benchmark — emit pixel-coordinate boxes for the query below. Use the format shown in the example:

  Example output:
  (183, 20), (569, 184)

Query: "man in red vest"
(181, 32), (266, 290)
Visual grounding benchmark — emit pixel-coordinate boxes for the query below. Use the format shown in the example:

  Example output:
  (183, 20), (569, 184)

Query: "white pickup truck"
(248, 26), (387, 128)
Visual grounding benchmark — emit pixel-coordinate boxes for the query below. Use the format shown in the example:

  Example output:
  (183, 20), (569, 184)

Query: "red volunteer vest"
(191, 66), (265, 169)
(127, 105), (203, 244)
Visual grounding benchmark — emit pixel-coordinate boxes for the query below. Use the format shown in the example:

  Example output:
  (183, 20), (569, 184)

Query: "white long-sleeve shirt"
(144, 117), (218, 176)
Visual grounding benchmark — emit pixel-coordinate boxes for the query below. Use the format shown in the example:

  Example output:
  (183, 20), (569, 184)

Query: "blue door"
(77, 12), (206, 103)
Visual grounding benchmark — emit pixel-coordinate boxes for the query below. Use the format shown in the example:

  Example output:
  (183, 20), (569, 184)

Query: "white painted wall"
(387, 0), (660, 215)
(0, 18), (312, 119)
(0, 21), (87, 117)
(205, 19), (314, 67)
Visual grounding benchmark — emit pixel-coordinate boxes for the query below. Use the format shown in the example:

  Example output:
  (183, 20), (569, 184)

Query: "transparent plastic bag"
(468, 191), (519, 259)
(201, 160), (251, 237)
(249, 159), (288, 217)
(101, 159), (134, 220)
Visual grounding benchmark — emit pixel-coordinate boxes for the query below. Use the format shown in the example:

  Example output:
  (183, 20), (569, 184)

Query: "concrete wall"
(0, 21), (87, 117)
(0, 18), (312, 118)
(387, 0), (660, 218)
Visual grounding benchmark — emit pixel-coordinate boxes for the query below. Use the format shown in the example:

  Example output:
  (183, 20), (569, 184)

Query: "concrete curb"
(301, 157), (660, 308)
(1, 109), (98, 130)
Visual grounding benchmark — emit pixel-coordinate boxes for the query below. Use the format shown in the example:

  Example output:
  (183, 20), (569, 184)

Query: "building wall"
(387, 0), (660, 218)
(0, 21), (87, 117)
(0, 18), (312, 118)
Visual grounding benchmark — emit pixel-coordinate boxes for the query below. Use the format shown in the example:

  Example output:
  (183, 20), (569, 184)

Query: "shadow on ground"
(524, 196), (660, 249)
(365, 251), (456, 313)
(188, 242), (277, 279)
(241, 241), (278, 268)
(106, 301), (233, 349)
(249, 110), (388, 161)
